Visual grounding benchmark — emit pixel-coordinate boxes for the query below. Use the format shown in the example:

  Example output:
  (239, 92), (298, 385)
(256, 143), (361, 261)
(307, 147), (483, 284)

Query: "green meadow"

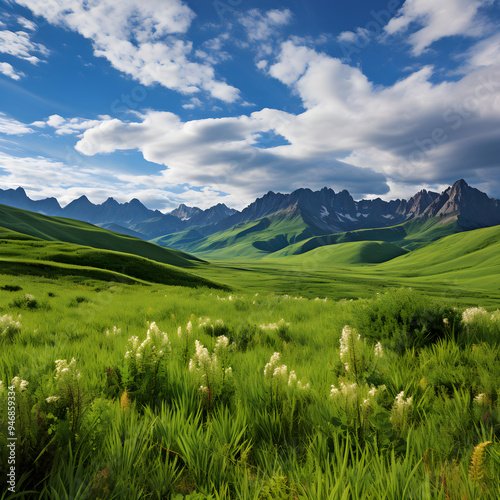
(1, 208), (500, 498)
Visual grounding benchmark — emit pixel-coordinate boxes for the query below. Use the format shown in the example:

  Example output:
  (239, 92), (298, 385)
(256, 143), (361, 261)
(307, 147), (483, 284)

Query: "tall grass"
(0, 278), (499, 498)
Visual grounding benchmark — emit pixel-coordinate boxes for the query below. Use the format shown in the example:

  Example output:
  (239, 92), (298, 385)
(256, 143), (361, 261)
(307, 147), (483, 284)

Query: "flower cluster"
(55, 358), (81, 382)
(124, 322), (170, 370)
(390, 391), (413, 434)
(259, 319), (290, 331)
(374, 342), (384, 358)
(462, 307), (488, 324)
(264, 352), (282, 378)
(189, 336), (233, 403)
(263, 353), (310, 390)
(198, 317), (228, 337)
(0, 314), (21, 341)
(314, 297), (328, 302)
(105, 326), (121, 336)
(10, 376), (29, 391)
(281, 295), (305, 301)
(177, 320), (193, 339)
(339, 325), (367, 376)
(473, 393), (491, 406)
(46, 396), (60, 403)
(330, 381), (358, 400)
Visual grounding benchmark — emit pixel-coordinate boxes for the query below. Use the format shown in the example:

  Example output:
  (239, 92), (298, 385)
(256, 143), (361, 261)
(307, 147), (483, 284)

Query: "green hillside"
(154, 210), (318, 259)
(0, 204), (202, 268)
(154, 209), (460, 261)
(270, 240), (408, 265)
(272, 216), (460, 258)
(0, 226), (224, 289)
(376, 223), (500, 290)
(189, 224), (500, 304)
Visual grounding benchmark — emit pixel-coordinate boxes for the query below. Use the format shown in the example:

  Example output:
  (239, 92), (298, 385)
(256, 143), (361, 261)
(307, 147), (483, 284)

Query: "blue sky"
(0, 0), (499, 210)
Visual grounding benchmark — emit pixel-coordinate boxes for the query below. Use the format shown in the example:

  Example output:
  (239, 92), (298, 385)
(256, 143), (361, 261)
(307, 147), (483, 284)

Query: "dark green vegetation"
(0, 206), (500, 497)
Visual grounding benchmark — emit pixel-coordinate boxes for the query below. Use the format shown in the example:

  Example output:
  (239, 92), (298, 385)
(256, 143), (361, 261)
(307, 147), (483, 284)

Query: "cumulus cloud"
(0, 151), (235, 211)
(384, 0), (490, 55)
(68, 35), (500, 203)
(72, 107), (389, 206)
(337, 28), (370, 45)
(0, 29), (49, 64)
(12, 0), (240, 102)
(239, 8), (293, 42)
(267, 40), (500, 187)
(0, 113), (34, 135)
(44, 114), (111, 136)
(0, 61), (25, 80)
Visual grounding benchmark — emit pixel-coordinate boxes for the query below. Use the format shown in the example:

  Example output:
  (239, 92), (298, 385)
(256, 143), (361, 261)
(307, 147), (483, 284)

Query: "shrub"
(10, 293), (42, 310)
(350, 289), (462, 352)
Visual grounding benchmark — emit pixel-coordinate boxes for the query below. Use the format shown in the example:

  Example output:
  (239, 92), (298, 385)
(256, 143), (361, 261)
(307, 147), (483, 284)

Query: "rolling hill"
(0, 204), (203, 268)
(0, 226), (225, 289)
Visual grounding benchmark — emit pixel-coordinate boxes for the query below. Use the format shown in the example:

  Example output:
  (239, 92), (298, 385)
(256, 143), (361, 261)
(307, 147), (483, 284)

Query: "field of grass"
(1, 208), (500, 498)
(0, 275), (499, 498)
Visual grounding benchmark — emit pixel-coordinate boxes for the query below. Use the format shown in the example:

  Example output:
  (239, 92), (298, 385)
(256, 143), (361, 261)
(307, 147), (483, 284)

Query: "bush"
(350, 289), (462, 352)
(10, 293), (42, 310)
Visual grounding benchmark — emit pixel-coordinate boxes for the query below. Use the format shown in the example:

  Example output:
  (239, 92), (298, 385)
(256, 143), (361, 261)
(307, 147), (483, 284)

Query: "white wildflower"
(177, 326), (183, 339)
(0, 314), (21, 338)
(297, 381), (310, 390)
(264, 352), (281, 377)
(288, 370), (297, 386)
(0, 381), (4, 394)
(374, 342), (384, 358)
(330, 385), (340, 397)
(186, 321), (193, 334)
(225, 367), (232, 376)
(273, 365), (288, 379)
(462, 307), (488, 324)
(46, 396), (60, 403)
(11, 377), (29, 391)
(473, 393), (490, 406)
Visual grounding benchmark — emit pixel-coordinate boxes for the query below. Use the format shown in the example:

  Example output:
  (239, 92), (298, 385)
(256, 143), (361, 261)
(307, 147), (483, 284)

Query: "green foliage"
(1, 276), (500, 498)
(348, 288), (462, 352)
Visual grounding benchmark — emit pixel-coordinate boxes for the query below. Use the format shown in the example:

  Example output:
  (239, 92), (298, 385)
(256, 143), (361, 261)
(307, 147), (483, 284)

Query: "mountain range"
(1, 180), (499, 256)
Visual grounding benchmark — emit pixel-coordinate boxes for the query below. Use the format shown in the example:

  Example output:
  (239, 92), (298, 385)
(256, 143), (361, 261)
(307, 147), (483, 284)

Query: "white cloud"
(337, 28), (369, 45)
(16, 16), (37, 31)
(44, 114), (111, 136)
(0, 29), (49, 64)
(0, 150), (237, 211)
(0, 113), (34, 135)
(0, 61), (25, 80)
(182, 97), (202, 110)
(384, 0), (490, 55)
(12, 0), (240, 102)
(69, 36), (500, 204)
(464, 32), (500, 69)
(239, 8), (293, 42)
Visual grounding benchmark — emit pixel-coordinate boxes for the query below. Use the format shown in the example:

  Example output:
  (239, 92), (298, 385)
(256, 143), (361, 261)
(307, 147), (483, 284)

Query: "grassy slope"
(0, 204), (202, 268)
(0, 227), (225, 289)
(155, 211), (460, 262)
(154, 211), (316, 259)
(191, 224), (500, 305)
(272, 217), (460, 257)
(268, 240), (408, 265)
